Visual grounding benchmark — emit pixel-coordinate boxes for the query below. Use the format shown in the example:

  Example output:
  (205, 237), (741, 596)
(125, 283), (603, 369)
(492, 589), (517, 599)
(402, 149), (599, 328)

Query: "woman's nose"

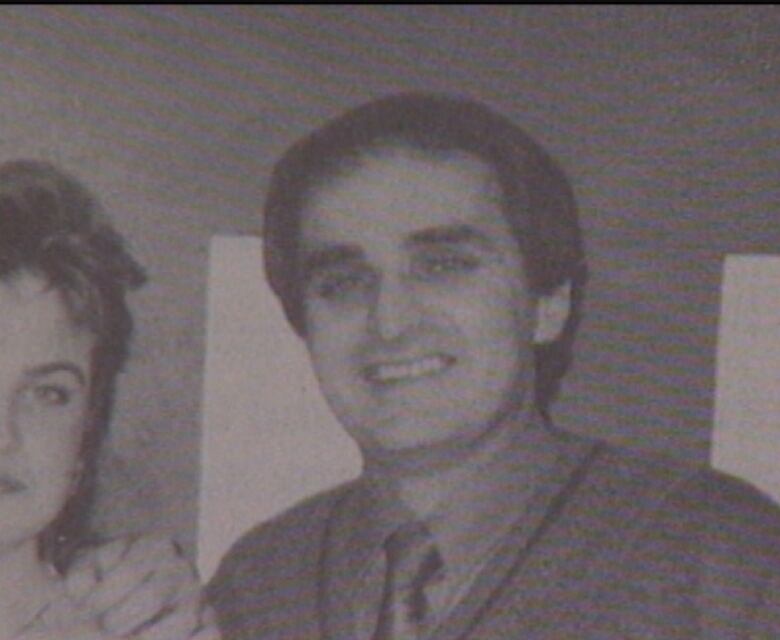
(0, 400), (20, 453)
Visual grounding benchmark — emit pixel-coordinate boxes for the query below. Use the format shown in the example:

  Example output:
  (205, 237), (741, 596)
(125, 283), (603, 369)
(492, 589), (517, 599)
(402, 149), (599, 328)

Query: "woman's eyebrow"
(25, 362), (86, 386)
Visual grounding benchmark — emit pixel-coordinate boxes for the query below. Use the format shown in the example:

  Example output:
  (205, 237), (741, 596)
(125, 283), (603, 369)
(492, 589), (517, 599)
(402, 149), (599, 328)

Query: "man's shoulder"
(206, 480), (361, 638)
(592, 442), (780, 559)
(208, 479), (358, 586)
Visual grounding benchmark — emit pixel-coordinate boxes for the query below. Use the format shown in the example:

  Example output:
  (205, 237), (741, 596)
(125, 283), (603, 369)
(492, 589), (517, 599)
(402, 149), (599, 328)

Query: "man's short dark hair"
(263, 92), (587, 414)
(0, 159), (146, 568)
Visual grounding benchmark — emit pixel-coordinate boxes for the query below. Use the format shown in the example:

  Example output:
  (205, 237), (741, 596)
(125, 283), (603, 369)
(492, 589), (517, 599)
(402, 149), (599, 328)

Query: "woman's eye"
(27, 385), (73, 407)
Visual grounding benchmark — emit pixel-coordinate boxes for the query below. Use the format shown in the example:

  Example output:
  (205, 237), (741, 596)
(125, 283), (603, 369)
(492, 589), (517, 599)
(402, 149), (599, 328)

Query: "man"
(207, 93), (780, 639)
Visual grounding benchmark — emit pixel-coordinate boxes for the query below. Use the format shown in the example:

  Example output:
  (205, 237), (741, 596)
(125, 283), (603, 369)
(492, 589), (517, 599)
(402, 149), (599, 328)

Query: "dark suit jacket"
(208, 442), (780, 639)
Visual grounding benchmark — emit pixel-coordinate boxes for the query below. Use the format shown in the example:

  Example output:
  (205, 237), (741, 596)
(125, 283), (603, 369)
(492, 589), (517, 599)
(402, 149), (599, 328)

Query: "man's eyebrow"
(406, 224), (495, 249)
(25, 362), (87, 386)
(302, 244), (365, 275)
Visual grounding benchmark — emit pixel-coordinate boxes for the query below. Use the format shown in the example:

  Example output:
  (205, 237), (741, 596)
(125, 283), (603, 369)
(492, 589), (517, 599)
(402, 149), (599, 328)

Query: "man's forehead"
(313, 147), (498, 197)
(298, 150), (512, 248)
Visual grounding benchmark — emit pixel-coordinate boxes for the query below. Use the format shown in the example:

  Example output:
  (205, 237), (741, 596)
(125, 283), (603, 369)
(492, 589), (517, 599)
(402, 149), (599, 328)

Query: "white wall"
(198, 237), (361, 579)
(712, 255), (780, 504)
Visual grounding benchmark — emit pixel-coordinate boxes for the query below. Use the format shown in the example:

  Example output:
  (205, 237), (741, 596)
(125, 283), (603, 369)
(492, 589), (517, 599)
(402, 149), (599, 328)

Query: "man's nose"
(368, 277), (421, 342)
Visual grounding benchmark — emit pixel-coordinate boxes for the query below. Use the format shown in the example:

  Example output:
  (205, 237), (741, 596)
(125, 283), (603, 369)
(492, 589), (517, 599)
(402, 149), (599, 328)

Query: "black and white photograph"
(0, 7), (778, 640)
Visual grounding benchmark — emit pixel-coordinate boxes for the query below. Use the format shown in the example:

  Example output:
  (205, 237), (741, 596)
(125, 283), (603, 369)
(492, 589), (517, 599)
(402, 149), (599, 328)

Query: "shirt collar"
(327, 411), (572, 583)
(421, 413), (566, 576)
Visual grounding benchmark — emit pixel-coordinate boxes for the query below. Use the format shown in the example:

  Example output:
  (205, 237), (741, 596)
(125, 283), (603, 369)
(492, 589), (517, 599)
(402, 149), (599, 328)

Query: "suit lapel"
(428, 436), (601, 640)
(320, 479), (409, 640)
(464, 447), (696, 639)
(318, 439), (695, 640)
(320, 486), (369, 640)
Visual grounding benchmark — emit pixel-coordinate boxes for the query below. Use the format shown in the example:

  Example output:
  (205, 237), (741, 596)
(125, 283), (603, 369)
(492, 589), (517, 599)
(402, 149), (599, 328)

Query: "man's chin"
(361, 430), (485, 477)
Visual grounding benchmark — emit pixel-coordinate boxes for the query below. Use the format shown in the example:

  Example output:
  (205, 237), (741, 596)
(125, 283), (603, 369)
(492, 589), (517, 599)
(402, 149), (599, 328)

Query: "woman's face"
(0, 272), (94, 552)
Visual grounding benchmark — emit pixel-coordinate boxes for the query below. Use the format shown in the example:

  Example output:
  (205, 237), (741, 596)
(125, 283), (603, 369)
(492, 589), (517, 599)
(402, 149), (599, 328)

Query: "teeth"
(367, 355), (451, 383)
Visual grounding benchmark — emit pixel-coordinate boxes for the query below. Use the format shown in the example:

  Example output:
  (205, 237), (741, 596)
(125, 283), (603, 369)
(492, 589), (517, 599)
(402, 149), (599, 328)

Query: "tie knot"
(383, 521), (443, 591)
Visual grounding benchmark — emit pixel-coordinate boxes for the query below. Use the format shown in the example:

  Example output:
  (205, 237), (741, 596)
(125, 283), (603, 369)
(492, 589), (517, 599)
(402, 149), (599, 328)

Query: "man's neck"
(375, 405), (555, 519)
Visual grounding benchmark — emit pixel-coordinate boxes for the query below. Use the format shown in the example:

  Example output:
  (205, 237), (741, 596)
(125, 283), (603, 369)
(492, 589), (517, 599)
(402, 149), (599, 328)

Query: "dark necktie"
(372, 521), (445, 640)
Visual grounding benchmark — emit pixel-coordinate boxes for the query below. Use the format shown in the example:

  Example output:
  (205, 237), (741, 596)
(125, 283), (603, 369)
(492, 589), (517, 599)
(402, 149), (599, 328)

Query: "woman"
(0, 161), (217, 639)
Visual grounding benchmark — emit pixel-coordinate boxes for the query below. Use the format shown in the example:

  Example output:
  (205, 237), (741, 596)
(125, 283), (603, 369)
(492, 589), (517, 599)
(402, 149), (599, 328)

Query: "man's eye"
(311, 269), (374, 300)
(414, 252), (480, 278)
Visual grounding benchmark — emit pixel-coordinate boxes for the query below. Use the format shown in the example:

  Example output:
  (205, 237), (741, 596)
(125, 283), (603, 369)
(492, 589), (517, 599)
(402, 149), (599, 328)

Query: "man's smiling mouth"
(363, 354), (456, 384)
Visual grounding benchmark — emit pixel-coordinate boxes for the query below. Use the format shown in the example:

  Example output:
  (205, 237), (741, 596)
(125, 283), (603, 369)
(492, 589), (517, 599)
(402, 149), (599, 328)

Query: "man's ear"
(533, 281), (572, 345)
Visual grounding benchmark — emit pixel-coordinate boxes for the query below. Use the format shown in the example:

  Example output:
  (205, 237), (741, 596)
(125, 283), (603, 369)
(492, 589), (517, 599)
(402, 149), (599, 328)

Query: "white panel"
(197, 236), (362, 580)
(712, 255), (780, 504)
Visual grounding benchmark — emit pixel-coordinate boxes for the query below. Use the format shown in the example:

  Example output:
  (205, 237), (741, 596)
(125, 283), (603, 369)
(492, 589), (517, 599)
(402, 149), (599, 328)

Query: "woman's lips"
(363, 354), (456, 384)
(0, 474), (26, 495)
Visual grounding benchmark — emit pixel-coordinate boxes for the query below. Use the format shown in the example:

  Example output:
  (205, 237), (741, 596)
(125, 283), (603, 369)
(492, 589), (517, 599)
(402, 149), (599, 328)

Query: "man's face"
(299, 149), (538, 465)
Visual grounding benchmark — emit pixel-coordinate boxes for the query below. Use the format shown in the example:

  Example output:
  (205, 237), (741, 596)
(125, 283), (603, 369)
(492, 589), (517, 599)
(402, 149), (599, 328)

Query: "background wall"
(1, 6), (778, 554)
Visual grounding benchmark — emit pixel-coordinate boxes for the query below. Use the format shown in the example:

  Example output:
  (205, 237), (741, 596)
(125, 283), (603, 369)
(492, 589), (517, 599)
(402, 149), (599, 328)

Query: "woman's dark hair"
(0, 159), (146, 570)
(262, 92), (587, 415)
